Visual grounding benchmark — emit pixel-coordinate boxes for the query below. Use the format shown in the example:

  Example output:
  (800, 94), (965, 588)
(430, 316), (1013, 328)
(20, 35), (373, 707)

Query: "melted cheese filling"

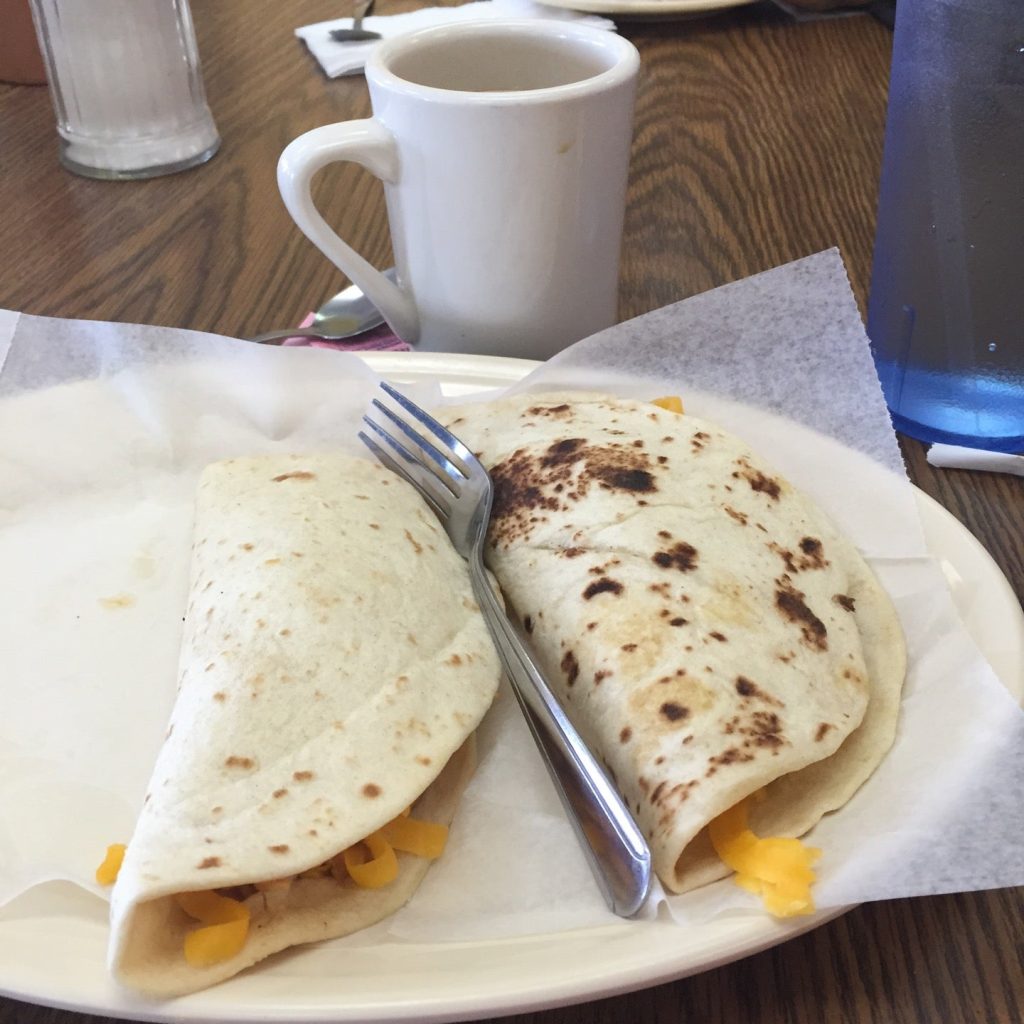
(708, 797), (821, 917)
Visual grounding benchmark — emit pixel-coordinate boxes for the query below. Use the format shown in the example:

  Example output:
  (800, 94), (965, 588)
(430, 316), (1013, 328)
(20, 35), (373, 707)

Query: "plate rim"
(531, 0), (754, 17)
(2, 349), (1020, 1022)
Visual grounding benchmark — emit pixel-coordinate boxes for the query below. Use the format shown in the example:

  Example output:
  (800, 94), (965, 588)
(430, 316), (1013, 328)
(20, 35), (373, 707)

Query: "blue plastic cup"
(867, 0), (1024, 453)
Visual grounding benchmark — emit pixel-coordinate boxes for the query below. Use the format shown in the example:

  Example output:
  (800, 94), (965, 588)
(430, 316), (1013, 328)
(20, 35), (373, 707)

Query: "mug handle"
(277, 121), (420, 343)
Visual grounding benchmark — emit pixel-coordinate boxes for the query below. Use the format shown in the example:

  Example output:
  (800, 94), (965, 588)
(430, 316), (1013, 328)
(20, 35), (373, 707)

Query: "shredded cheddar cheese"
(381, 816), (448, 859)
(651, 395), (685, 414)
(708, 798), (821, 918)
(337, 810), (448, 886)
(342, 829), (400, 888)
(95, 843), (126, 885)
(100, 809), (450, 969)
(175, 891), (251, 967)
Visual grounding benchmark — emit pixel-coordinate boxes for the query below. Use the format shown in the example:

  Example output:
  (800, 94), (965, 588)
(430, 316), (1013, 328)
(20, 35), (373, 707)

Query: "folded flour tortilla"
(440, 392), (906, 895)
(108, 453), (501, 996)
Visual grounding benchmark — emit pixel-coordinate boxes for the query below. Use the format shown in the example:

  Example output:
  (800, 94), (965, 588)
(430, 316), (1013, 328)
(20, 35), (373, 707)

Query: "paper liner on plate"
(1, 250), (1021, 945)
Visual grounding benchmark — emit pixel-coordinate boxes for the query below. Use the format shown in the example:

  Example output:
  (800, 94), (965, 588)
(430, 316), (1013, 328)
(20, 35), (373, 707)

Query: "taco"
(440, 391), (905, 910)
(106, 453), (501, 996)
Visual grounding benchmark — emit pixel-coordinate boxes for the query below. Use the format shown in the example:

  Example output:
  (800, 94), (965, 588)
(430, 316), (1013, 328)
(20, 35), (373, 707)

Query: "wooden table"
(1, 1), (1021, 1021)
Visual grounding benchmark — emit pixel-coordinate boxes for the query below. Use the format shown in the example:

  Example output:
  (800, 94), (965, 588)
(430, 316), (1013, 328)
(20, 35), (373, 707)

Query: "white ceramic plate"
(532, 0), (754, 20)
(1, 352), (1021, 1024)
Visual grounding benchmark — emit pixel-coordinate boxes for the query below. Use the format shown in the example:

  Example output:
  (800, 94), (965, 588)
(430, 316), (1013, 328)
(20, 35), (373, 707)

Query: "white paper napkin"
(927, 443), (1024, 477)
(296, 0), (618, 78)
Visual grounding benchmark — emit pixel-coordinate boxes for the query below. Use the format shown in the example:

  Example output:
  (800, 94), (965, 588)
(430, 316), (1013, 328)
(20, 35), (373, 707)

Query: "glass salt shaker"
(28, 0), (220, 179)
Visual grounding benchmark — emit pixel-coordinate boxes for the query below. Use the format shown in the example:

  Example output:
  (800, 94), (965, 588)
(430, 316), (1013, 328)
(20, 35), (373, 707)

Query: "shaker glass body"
(29, 0), (220, 179)
(867, 0), (1024, 452)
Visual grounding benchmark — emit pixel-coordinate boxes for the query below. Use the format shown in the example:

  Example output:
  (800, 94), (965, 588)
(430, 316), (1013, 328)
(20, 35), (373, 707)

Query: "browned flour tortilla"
(440, 392), (906, 894)
(108, 453), (501, 996)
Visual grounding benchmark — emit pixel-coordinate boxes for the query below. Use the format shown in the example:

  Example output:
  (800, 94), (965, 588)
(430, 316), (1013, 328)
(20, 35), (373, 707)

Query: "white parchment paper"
(1, 250), (1022, 946)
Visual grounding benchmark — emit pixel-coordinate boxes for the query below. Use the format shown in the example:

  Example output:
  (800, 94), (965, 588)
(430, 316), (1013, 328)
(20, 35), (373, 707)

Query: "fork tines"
(359, 382), (470, 517)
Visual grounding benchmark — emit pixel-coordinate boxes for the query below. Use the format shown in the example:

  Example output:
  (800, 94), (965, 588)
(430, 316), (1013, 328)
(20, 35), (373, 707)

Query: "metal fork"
(360, 382), (652, 918)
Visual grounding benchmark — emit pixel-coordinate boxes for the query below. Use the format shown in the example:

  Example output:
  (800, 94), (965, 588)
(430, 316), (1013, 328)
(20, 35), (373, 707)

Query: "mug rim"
(365, 19), (640, 105)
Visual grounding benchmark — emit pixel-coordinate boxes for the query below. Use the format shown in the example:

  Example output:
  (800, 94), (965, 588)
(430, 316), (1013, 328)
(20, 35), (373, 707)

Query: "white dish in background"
(1, 351), (1020, 1024)
(532, 0), (754, 20)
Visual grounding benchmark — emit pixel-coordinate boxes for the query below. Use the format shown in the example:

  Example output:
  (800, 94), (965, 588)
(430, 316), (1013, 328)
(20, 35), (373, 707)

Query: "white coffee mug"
(277, 20), (639, 360)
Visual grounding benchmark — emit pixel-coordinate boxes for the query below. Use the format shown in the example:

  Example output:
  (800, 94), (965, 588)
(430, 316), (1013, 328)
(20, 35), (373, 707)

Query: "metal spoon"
(248, 268), (395, 344)
(329, 0), (382, 43)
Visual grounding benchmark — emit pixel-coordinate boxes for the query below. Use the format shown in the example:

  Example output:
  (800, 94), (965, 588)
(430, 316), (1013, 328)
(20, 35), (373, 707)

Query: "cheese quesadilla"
(107, 453), (501, 996)
(440, 391), (906, 902)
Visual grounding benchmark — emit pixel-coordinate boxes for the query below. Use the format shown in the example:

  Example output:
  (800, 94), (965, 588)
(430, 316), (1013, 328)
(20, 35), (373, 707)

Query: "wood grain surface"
(1, 1), (1021, 1022)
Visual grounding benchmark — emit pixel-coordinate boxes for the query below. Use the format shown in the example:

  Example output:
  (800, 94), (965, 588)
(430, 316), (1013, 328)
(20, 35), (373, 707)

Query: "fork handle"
(469, 562), (652, 918)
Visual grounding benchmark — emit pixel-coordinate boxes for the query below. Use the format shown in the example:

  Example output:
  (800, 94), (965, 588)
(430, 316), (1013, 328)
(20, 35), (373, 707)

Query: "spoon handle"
(328, 0), (380, 40)
(247, 326), (347, 344)
(328, 28), (382, 41)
